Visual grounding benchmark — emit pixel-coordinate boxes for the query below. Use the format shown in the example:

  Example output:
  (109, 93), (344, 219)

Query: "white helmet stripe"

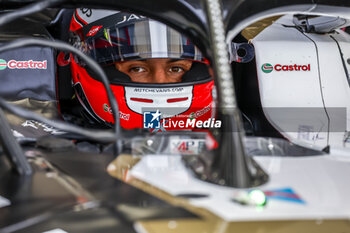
(149, 20), (168, 58)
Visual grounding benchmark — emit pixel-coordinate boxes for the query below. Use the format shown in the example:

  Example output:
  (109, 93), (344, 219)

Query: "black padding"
(85, 65), (132, 83)
(57, 63), (74, 100)
(103, 65), (132, 83)
(182, 62), (211, 82)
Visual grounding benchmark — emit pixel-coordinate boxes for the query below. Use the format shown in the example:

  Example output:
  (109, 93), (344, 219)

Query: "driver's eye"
(169, 67), (184, 73)
(129, 67), (146, 73)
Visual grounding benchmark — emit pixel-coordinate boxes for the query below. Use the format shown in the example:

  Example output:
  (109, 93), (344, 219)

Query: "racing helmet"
(69, 9), (214, 129)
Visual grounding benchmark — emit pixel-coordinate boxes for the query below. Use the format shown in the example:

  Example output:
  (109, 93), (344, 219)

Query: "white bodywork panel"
(306, 31), (350, 148)
(130, 153), (350, 221)
(252, 15), (350, 149)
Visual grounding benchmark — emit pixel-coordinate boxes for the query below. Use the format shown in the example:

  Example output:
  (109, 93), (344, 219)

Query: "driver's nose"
(150, 68), (169, 83)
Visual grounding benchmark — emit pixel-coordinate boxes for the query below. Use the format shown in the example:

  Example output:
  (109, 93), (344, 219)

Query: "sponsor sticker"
(170, 138), (205, 155)
(103, 103), (109, 112)
(189, 112), (195, 120)
(86, 25), (103, 37)
(0, 59), (47, 70)
(189, 104), (211, 120)
(264, 188), (305, 204)
(133, 87), (185, 93)
(0, 59), (7, 70)
(262, 63), (310, 73)
(103, 103), (130, 120)
(261, 63), (273, 73)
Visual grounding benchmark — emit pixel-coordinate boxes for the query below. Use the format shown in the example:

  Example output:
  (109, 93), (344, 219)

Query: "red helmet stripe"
(75, 9), (88, 25)
(69, 18), (82, 31)
(167, 97), (189, 103)
(70, 11), (85, 32)
(124, 27), (131, 46)
(130, 97), (154, 103)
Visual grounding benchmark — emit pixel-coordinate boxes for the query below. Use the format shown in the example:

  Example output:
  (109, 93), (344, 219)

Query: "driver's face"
(115, 58), (192, 83)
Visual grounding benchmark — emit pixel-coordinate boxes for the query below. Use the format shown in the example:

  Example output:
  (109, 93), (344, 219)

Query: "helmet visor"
(84, 20), (204, 64)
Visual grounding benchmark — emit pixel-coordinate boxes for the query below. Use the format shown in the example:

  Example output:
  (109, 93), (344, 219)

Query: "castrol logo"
(261, 63), (273, 73)
(262, 63), (310, 73)
(0, 59), (47, 70)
